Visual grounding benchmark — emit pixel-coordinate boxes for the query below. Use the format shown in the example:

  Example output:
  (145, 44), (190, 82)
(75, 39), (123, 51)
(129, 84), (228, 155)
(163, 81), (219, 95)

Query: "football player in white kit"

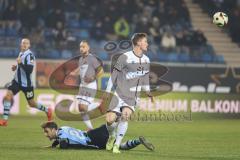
(71, 40), (103, 130)
(104, 33), (154, 153)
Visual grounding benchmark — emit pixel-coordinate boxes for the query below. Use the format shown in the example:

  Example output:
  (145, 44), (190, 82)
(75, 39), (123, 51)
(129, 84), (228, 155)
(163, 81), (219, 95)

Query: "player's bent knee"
(78, 104), (87, 112)
(27, 99), (36, 108)
(106, 112), (117, 124)
(121, 108), (133, 121)
(4, 91), (13, 101)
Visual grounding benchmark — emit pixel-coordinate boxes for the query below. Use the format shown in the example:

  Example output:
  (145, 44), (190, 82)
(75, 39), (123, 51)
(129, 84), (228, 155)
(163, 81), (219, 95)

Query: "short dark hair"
(131, 33), (147, 46)
(41, 121), (58, 130)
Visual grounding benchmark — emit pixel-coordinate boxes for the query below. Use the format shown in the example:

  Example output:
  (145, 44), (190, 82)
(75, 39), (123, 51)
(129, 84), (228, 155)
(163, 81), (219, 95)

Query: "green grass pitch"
(0, 116), (239, 160)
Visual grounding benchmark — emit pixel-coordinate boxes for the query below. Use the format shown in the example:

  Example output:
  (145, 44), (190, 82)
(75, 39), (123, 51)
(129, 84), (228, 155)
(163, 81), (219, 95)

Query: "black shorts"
(6, 80), (34, 100)
(87, 125), (109, 149)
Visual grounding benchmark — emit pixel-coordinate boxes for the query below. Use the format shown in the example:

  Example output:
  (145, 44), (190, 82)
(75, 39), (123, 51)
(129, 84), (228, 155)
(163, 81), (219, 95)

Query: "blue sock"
(120, 139), (141, 150)
(36, 103), (48, 113)
(3, 100), (12, 120)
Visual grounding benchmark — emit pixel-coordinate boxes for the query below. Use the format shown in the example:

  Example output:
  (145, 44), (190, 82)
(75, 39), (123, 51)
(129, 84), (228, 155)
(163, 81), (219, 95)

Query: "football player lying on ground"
(41, 121), (155, 151)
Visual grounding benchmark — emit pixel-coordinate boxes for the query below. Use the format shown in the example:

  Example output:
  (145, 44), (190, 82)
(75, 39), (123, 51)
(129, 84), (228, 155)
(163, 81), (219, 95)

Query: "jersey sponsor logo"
(126, 70), (149, 79)
(80, 64), (88, 69)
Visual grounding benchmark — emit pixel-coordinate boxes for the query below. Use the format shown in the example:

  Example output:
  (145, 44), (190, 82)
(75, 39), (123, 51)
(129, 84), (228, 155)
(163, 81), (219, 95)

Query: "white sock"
(106, 122), (118, 137)
(37, 103), (48, 113)
(115, 121), (128, 146)
(81, 113), (93, 129)
(87, 102), (99, 111)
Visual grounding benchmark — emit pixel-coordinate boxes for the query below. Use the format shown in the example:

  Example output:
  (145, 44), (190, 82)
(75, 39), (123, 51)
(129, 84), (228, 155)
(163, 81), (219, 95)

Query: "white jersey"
(111, 50), (150, 106)
(77, 54), (102, 105)
(78, 54), (101, 86)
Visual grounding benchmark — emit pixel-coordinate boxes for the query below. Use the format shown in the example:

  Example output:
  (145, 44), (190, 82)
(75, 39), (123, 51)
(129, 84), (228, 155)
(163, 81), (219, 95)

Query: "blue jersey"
(57, 126), (92, 146)
(14, 49), (35, 87)
(53, 125), (109, 149)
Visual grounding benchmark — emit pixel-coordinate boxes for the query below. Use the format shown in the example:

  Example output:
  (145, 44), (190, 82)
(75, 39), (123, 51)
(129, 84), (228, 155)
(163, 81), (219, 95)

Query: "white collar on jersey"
(132, 50), (143, 58)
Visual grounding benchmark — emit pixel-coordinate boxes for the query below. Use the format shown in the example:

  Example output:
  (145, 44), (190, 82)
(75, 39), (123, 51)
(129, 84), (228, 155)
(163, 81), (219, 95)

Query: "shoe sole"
(139, 136), (155, 151)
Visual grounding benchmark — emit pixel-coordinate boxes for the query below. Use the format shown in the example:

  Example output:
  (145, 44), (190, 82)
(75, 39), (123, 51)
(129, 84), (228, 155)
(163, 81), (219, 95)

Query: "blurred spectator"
(53, 21), (66, 49)
(0, 0), (9, 12)
(152, 0), (166, 24)
(66, 31), (78, 51)
(176, 30), (185, 46)
(179, 3), (190, 22)
(91, 20), (105, 41)
(192, 30), (207, 46)
(117, 0), (133, 21)
(182, 30), (194, 46)
(103, 16), (117, 41)
(0, 0), (221, 63)
(46, 8), (65, 28)
(135, 17), (151, 34)
(229, 8), (240, 43)
(161, 32), (176, 51)
(149, 17), (161, 43)
(2, 4), (17, 21)
(31, 26), (45, 48)
(19, 3), (38, 33)
(114, 17), (130, 38)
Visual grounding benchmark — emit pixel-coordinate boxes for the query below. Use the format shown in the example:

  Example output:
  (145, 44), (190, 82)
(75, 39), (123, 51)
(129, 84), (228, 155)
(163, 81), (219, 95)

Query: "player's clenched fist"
(11, 65), (17, 71)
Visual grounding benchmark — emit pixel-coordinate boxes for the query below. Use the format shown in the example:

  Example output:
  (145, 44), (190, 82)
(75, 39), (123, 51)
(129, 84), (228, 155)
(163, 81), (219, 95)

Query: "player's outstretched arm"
(43, 140), (59, 149)
(52, 140), (60, 148)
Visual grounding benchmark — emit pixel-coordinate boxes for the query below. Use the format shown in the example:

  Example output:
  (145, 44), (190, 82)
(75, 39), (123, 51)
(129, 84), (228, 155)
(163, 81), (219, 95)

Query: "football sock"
(81, 113), (93, 129)
(2, 100), (12, 120)
(36, 103), (48, 113)
(106, 122), (118, 137)
(120, 139), (141, 150)
(87, 102), (99, 111)
(115, 120), (128, 146)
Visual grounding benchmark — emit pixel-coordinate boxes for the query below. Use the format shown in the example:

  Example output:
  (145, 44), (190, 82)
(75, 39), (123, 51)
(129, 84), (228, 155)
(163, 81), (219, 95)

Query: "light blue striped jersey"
(14, 49), (35, 87)
(57, 126), (91, 145)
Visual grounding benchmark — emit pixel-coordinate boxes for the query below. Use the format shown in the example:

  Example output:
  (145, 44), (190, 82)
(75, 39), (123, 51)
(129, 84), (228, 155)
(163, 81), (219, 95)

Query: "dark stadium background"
(0, 0), (239, 160)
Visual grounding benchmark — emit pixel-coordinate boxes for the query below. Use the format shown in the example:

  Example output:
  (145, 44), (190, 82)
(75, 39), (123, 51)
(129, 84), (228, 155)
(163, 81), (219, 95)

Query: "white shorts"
(76, 81), (97, 106)
(109, 92), (136, 113)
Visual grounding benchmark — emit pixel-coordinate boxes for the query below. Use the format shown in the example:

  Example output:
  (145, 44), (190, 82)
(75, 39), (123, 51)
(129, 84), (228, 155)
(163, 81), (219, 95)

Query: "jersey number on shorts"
(26, 91), (33, 98)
